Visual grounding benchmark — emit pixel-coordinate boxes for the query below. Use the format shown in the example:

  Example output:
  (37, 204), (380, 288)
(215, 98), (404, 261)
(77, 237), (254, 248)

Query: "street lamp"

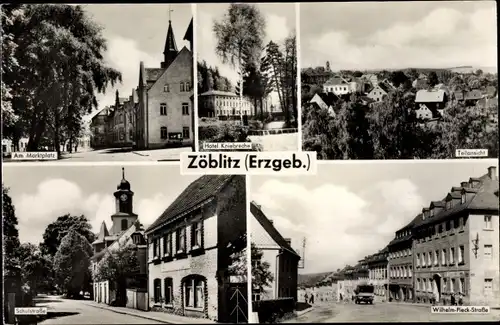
(471, 233), (479, 259)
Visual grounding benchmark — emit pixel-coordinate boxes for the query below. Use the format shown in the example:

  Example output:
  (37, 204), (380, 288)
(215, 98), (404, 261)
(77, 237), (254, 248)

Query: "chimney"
(284, 238), (292, 246)
(269, 219), (273, 225)
(460, 182), (468, 188)
(488, 166), (497, 180)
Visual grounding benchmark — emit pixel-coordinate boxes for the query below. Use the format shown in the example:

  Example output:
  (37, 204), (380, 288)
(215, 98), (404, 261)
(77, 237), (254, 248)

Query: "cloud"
(305, 7), (497, 70)
(13, 178), (171, 244)
(251, 178), (424, 273)
(197, 10), (291, 85)
(92, 34), (162, 111)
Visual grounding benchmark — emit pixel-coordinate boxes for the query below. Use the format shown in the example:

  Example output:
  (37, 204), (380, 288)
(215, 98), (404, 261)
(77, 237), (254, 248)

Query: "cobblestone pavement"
(248, 133), (299, 151)
(285, 301), (500, 323)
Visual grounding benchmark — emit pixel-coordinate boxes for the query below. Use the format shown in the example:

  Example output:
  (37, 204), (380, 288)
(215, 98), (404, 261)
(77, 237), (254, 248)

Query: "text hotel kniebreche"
(180, 151), (317, 175)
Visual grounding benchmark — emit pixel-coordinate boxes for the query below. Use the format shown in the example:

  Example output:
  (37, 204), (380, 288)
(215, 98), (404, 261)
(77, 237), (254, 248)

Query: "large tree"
(3, 185), (21, 277)
(250, 243), (273, 300)
(17, 243), (54, 295)
(53, 229), (93, 297)
(41, 214), (95, 257)
(93, 241), (140, 306)
(2, 4), (121, 156)
(213, 3), (266, 117)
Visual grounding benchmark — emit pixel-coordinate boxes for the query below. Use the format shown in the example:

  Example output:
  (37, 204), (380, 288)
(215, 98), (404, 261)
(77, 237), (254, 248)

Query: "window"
(461, 193), (466, 204)
(417, 279), (421, 290)
(427, 252), (432, 266)
(183, 127), (190, 139)
(160, 103), (167, 115)
(423, 279), (427, 291)
(121, 219), (128, 230)
(176, 227), (186, 253)
(184, 277), (204, 309)
(484, 279), (493, 291)
(180, 82), (185, 92)
(153, 279), (161, 303)
(163, 233), (172, 256)
(153, 238), (160, 258)
(484, 215), (492, 229)
(185, 81), (191, 91)
(191, 221), (202, 249)
(161, 127), (168, 139)
(434, 250), (439, 265)
(252, 288), (261, 302)
(416, 253), (421, 267)
(182, 102), (189, 115)
(164, 278), (173, 304)
(430, 209), (434, 217)
(459, 245), (465, 264)
(443, 278), (448, 292)
(450, 247), (455, 264)
(409, 266), (412, 277)
(484, 245), (492, 258)
(164, 85), (170, 92)
(441, 249), (446, 265)
(460, 278), (465, 294)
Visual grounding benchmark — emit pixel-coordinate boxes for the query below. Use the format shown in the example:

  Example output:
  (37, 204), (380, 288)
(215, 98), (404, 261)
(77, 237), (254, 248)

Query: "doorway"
(433, 274), (442, 302)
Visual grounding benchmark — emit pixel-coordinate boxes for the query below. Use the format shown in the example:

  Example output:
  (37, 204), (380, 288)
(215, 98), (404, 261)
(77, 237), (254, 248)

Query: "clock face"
(120, 194), (128, 202)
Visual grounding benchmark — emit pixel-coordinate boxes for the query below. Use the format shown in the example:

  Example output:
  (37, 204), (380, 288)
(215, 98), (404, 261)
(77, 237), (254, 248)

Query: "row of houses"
(91, 171), (248, 323)
(90, 17), (194, 150)
(332, 166), (499, 307)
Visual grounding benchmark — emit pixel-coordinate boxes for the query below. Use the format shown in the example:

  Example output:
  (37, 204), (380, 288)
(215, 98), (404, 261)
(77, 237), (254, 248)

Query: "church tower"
(161, 8), (178, 69)
(110, 167), (138, 234)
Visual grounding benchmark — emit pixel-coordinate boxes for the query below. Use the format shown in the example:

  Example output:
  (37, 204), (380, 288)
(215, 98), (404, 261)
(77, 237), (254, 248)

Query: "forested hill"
(197, 60), (233, 94)
(298, 271), (333, 287)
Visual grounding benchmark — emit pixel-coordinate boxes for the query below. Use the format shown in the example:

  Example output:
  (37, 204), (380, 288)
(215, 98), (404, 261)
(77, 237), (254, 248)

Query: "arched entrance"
(433, 274), (442, 302)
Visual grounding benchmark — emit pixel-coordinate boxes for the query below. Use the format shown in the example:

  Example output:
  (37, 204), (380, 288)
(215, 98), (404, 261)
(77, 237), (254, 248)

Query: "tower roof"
(117, 167), (131, 191)
(164, 20), (178, 56)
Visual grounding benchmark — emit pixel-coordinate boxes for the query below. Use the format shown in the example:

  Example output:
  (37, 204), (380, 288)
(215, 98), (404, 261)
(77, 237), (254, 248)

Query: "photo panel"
(2, 4), (195, 163)
(196, 3), (300, 152)
(3, 164), (248, 324)
(248, 160), (499, 322)
(300, 1), (498, 160)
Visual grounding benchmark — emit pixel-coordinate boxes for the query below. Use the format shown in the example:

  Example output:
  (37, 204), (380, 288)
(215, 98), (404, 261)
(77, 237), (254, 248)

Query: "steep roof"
(465, 89), (483, 100)
(92, 221), (110, 244)
(200, 90), (237, 97)
(183, 18), (193, 43)
(313, 92), (339, 107)
(250, 201), (300, 257)
(146, 175), (236, 233)
(415, 89), (446, 103)
(144, 68), (165, 83)
(164, 20), (178, 55)
(324, 76), (349, 86)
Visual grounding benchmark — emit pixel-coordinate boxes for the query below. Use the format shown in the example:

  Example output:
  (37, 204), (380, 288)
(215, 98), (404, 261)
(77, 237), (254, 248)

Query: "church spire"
(162, 6), (178, 69)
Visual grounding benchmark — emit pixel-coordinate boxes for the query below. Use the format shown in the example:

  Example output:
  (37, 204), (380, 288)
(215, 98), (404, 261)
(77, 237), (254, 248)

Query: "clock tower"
(110, 167), (138, 234)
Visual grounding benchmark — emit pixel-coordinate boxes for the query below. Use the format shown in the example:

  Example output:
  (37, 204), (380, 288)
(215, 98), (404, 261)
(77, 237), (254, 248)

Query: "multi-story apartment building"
(198, 90), (253, 118)
(336, 264), (369, 301)
(91, 168), (147, 305)
(413, 166), (499, 306)
(366, 247), (389, 300)
(136, 19), (193, 149)
(145, 175), (247, 323)
(388, 217), (418, 302)
(250, 201), (300, 302)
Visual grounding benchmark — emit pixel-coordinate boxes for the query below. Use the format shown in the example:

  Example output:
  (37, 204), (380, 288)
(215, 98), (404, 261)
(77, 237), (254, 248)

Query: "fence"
(247, 128), (298, 136)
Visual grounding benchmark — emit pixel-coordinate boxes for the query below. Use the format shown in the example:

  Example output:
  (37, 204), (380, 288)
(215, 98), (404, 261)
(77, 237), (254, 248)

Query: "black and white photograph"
(196, 3), (299, 152)
(3, 166), (248, 324)
(249, 161), (499, 323)
(300, 1), (498, 160)
(2, 4), (194, 162)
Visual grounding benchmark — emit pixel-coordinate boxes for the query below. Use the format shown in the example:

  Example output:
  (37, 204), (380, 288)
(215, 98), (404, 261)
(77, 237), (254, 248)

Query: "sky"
(3, 165), (199, 244)
(197, 3), (296, 86)
(79, 4), (193, 120)
(300, 1), (498, 71)
(250, 160), (499, 275)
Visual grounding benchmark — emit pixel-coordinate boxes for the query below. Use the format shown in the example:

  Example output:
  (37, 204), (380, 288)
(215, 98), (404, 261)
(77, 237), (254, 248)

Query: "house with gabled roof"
(145, 175), (247, 323)
(136, 17), (193, 149)
(367, 82), (391, 102)
(250, 201), (301, 302)
(323, 76), (352, 96)
(414, 89), (448, 119)
(309, 92), (339, 116)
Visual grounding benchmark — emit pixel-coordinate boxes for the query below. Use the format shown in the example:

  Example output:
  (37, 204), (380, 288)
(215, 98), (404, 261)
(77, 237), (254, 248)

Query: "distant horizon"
(302, 65), (498, 73)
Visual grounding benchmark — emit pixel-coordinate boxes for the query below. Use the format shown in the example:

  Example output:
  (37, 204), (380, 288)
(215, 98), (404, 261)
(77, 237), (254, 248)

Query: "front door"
(433, 275), (441, 302)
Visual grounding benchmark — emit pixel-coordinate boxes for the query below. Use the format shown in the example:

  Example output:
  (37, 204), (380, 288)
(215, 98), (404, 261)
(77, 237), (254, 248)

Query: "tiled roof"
(146, 175), (236, 233)
(250, 201), (300, 257)
(324, 76), (349, 86)
(145, 68), (165, 82)
(415, 89), (446, 103)
(183, 18), (193, 43)
(376, 83), (391, 94)
(315, 92), (339, 107)
(477, 97), (498, 108)
(465, 90), (483, 100)
(200, 90), (237, 97)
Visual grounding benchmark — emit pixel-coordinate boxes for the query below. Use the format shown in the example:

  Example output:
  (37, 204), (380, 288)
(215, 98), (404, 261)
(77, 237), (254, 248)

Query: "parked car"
(355, 284), (375, 304)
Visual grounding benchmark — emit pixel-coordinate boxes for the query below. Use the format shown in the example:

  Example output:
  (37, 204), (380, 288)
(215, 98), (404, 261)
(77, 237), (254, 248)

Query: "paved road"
(248, 133), (299, 151)
(35, 296), (163, 324)
(285, 301), (500, 323)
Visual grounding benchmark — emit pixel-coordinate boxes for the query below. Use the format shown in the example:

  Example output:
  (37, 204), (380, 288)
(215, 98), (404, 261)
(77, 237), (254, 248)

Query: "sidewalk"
(83, 301), (216, 324)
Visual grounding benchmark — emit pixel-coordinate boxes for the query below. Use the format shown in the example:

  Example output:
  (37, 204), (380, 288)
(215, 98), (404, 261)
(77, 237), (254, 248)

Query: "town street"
(34, 295), (164, 324)
(285, 301), (500, 323)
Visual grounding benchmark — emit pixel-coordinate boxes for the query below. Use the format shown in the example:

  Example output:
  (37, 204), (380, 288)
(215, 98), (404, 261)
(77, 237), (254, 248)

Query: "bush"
(253, 298), (295, 323)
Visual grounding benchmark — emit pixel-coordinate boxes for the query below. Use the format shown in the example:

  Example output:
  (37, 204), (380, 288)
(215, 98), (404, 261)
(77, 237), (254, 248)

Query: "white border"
(192, 3), (200, 152)
(296, 2), (302, 152)
(246, 174), (254, 322)
(1, 161), (181, 167)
